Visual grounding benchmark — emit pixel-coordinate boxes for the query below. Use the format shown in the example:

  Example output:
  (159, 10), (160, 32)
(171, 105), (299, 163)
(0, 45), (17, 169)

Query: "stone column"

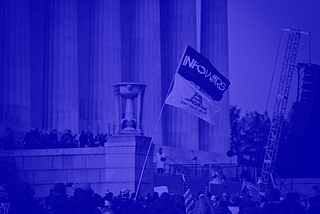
(89, 0), (122, 135)
(131, 0), (163, 144)
(46, 0), (79, 133)
(160, 0), (198, 150)
(1, 0), (31, 128)
(201, 0), (230, 162)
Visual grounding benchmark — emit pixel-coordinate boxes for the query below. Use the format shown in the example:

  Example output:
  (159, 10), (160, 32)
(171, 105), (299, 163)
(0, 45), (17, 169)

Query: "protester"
(9, 182), (39, 214)
(45, 188), (54, 210)
(49, 183), (68, 214)
(188, 194), (214, 214)
(171, 195), (186, 214)
(258, 188), (282, 214)
(238, 195), (258, 214)
(113, 187), (134, 214)
(156, 148), (166, 173)
(149, 192), (178, 214)
(214, 200), (232, 214)
(101, 200), (115, 214)
(240, 167), (253, 182)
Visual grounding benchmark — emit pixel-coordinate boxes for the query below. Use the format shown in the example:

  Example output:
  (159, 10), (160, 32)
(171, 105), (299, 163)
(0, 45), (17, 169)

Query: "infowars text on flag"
(178, 45), (230, 102)
(165, 46), (230, 125)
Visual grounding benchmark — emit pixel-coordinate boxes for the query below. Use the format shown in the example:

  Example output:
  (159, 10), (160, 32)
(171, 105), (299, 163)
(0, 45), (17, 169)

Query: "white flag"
(165, 73), (220, 125)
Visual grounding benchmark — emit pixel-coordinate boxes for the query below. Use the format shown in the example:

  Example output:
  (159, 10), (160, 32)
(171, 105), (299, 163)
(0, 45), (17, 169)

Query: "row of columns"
(0, 0), (230, 156)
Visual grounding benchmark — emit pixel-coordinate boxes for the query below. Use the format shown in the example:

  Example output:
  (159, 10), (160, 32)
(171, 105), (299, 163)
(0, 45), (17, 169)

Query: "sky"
(227, 0), (320, 115)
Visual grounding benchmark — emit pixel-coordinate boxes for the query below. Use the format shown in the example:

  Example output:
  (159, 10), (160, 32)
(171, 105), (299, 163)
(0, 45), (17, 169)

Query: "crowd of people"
(1, 181), (320, 214)
(0, 127), (109, 150)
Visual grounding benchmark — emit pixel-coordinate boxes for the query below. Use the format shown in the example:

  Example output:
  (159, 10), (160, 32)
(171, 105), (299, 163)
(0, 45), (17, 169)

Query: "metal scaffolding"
(259, 28), (309, 196)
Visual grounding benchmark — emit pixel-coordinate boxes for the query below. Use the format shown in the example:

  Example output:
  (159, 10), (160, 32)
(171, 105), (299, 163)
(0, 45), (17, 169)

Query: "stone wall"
(1, 139), (154, 199)
(1, 148), (105, 198)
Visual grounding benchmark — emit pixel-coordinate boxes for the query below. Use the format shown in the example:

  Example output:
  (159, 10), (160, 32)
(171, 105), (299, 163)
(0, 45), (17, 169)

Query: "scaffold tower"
(259, 28), (309, 196)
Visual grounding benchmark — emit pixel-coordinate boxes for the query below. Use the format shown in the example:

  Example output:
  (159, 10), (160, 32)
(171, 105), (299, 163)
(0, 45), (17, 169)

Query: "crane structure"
(259, 28), (310, 196)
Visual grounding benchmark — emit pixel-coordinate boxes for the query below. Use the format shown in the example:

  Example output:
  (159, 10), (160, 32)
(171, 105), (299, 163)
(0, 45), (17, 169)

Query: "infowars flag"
(178, 45), (230, 101)
(165, 73), (220, 125)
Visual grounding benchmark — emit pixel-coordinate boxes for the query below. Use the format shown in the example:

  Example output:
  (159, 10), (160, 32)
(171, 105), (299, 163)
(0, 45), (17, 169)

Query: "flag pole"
(134, 75), (175, 201)
(135, 45), (189, 201)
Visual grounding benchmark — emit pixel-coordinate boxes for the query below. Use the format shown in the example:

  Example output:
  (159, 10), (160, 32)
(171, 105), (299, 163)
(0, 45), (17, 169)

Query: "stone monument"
(104, 83), (154, 197)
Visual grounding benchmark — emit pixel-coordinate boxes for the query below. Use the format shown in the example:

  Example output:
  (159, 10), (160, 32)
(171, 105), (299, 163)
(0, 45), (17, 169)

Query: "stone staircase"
(153, 173), (242, 197)
(153, 173), (208, 196)
(209, 180), (243, 197)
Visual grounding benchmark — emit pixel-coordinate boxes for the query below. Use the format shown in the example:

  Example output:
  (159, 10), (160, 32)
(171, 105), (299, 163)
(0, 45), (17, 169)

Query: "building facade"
(0, 0), (231, 164)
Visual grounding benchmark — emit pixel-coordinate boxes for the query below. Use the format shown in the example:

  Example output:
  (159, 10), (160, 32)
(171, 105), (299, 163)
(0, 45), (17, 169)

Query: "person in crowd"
(23, 129), (33, 149)
(228, 194), (242, 207)
(240, 166), (253, 183)
(150, 192), (159, 205)
(258, 188), (282, 214)
(221, 193), (229, 202)
(156, 148), (166, 173)
(31, 128), (42, 148)
(40, 132), (49, 148)
(82, 183), (104, 214)
(238, 195), (258, 214)
(96, 133), (107, 147)
(49, 183), (68, 214)
(0, 185), (10, 214)
(210, 167), (226, 184)
(88, 131), (95, 147)
(73, 139), (79, 148)
(65, 183), (104, 214)
(210, 195), (218, 208)
(145, 193), (152, 206)
(59, 130), (69, 148)
(101, 200), (115, 214)
(103, 190), (114, 205)
(4, 127), (13, 150)
(45, 188), (54, 210)
(126, 192), (149, 214)
(9, 182), (39, 214)
(170, 194), (186, 214)
(48, 129), (59, 148)
(214, 200), (232, 214)
(93, 133), (102, 147)
(281, 192), (307, 214)
(188, 194), (214, 214)
(149, 192), (178, 214)
(79, 130), (89, 147)
(59, 129), (77, 148)
(197, 191), (204, 200)
(113, 187), (134, 214)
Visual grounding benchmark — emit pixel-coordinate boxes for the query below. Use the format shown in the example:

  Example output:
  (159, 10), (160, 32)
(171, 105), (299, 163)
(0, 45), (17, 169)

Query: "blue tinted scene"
(0, 1), (319, 214)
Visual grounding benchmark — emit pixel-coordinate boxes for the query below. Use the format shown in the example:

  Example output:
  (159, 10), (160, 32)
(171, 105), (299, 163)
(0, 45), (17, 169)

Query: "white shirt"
(156, 152), (166, 169)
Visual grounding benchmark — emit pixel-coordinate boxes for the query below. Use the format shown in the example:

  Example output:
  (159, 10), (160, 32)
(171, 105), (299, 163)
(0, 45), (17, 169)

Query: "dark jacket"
(66, 188), (104, 214)
(258, 201), (283, 214)
(149, 193), (179, 214)
(214, 206), (232, 214)
(50, 194), (68, 214)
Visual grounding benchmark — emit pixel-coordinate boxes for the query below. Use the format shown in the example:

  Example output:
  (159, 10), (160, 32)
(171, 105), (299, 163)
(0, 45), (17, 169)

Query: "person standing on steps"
(156, 148), (166, 173)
